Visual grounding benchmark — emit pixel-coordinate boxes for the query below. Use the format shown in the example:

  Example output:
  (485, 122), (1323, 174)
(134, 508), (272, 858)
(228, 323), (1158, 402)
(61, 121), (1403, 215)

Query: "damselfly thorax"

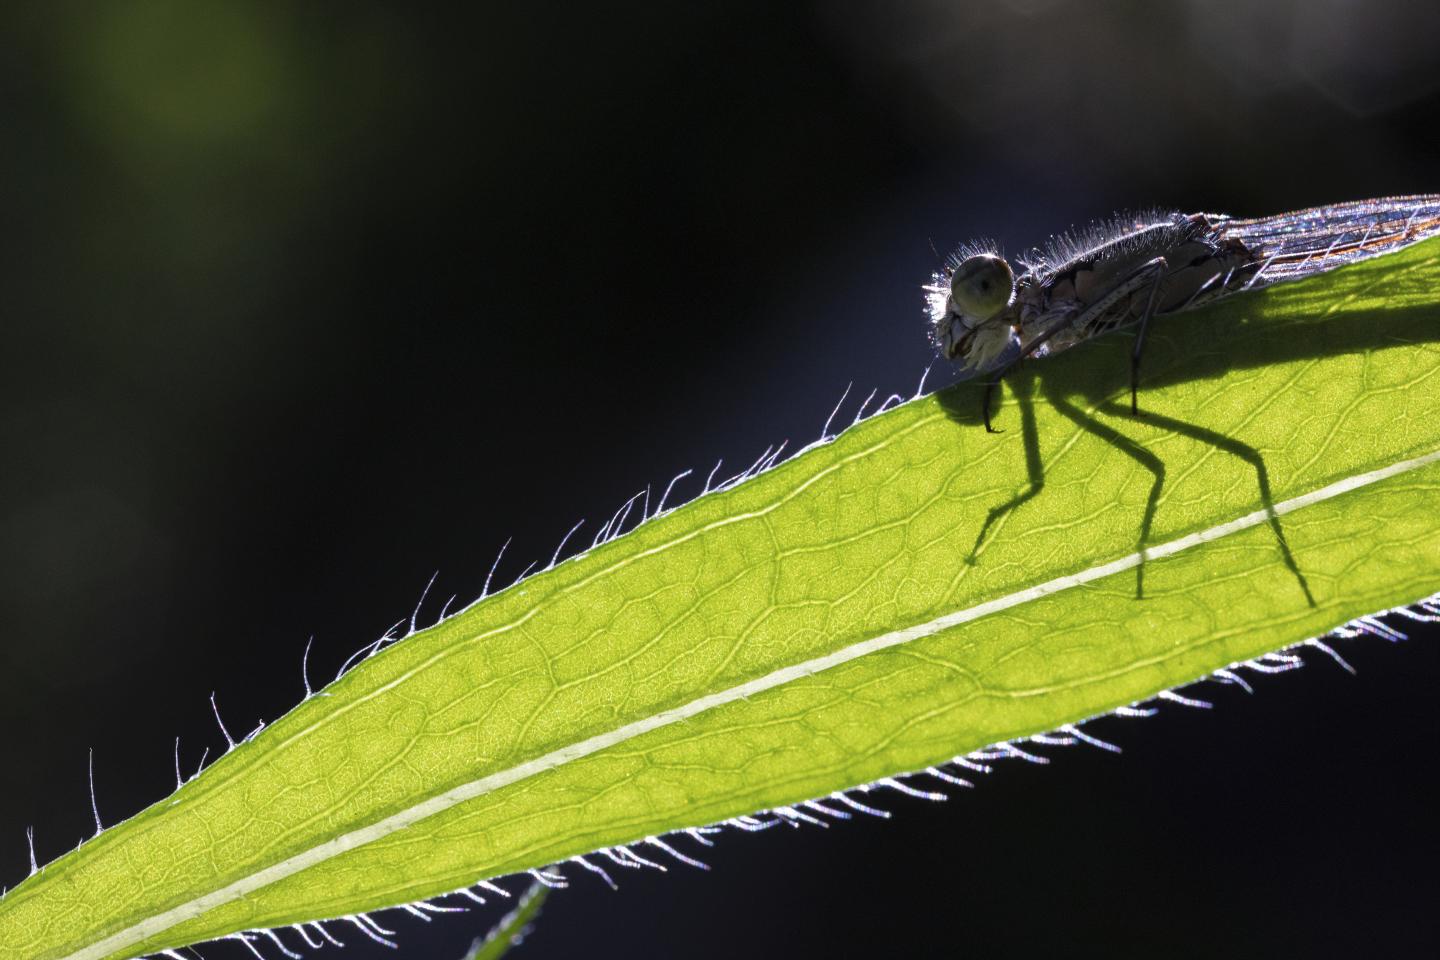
(926, 195), (1440, 430)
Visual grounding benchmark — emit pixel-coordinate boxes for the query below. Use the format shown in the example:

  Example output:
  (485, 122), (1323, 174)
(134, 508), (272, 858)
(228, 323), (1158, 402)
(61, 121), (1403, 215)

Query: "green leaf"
(5, 236), (1440, 960)
(458, 883), (546, 960)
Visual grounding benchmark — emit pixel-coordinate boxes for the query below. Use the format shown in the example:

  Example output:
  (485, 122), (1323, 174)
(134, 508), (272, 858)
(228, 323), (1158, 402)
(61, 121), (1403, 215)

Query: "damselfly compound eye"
(949, 254), (1015, 322)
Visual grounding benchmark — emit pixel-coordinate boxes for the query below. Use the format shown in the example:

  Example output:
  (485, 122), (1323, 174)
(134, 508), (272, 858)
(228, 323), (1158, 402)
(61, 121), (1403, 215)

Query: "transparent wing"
(1215, 194), (1440, 287)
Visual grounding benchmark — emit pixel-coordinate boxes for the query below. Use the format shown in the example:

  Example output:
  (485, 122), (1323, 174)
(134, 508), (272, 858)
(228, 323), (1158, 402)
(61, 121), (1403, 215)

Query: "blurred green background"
(1, 3), (1436, 958)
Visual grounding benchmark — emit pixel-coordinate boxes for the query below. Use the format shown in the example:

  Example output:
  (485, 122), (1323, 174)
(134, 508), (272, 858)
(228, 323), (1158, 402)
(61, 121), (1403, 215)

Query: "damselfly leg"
(1128, 257), (1167, 415)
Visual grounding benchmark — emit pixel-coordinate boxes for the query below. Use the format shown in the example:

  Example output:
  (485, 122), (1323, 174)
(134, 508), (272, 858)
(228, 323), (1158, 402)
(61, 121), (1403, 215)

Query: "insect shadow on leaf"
(950, 367), (1044, 567)
(932, 270), (1440, 603)
(1101, 401), (1316, 607)
(938, 363), (1306, 601)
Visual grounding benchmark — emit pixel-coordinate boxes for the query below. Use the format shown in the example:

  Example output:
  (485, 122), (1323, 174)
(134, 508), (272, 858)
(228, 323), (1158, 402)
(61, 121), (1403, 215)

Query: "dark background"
(2, 3), (1438, 958)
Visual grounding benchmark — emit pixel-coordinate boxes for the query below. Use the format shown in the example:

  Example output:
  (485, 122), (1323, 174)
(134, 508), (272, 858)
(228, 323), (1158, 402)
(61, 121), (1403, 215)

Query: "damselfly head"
(924, 252), (1020, 373)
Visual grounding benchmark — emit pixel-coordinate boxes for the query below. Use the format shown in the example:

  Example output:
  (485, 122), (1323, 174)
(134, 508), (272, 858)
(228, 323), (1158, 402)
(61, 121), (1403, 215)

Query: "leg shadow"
(938, 369), (1159, 593)
(1048, 395), (1165, 599)
(1101, 402), (1317, 607)
(963, 370), (1044, 564)
(934, 355), (1316, 606)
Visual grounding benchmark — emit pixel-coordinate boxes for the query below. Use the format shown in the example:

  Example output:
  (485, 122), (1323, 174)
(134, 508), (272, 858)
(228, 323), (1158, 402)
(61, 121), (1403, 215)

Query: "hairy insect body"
(924, 195), (1440, 429)
(933, 196), (1440, 373)
(1018, 216), (1256, 358)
